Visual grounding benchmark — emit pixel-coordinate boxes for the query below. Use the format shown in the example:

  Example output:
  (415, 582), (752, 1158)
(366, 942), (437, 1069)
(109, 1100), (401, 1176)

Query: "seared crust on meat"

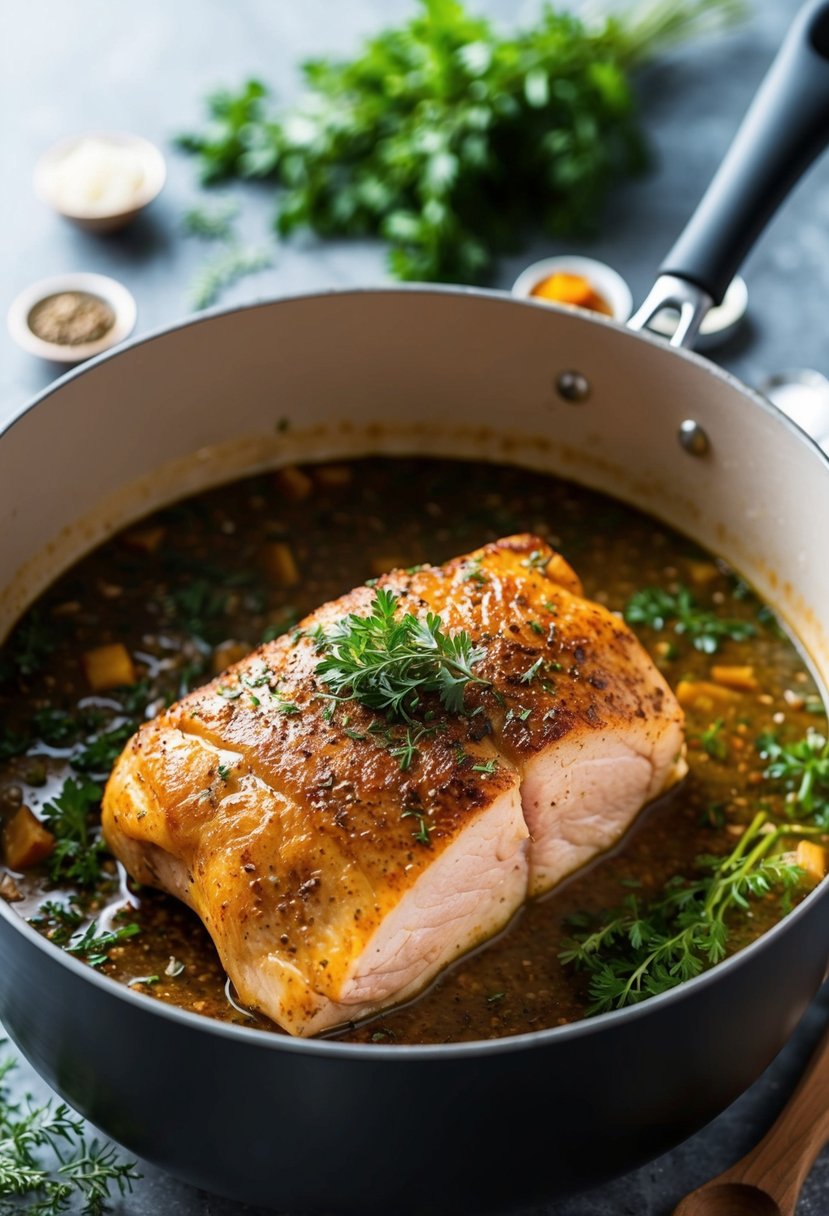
(103, 534), (685, 1034)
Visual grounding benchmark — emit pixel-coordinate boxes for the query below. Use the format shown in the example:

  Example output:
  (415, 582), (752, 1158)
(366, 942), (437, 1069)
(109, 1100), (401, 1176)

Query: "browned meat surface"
(103, 534), (685, 1035)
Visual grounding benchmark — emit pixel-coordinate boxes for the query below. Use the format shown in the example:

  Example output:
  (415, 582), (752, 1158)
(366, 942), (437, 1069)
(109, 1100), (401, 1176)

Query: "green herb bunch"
(560, 812), (815, 1012)
(315, 587), (487, 719)
(0, 1052), (139, 1215)
(177, 0), (742, 283)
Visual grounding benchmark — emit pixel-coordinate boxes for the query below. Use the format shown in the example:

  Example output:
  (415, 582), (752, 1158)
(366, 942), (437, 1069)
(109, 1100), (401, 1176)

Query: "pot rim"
(5, 281), (823, 463)
(2, 283), (828, 1060)
(4, 868), (828, 1059)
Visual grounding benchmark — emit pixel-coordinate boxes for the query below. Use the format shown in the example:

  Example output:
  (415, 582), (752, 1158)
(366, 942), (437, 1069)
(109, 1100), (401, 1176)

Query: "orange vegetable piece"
(530, 271), (612, 315)
(82, 642), (136, 691)
(710, 665), (760, 692)
(265, 541), (300, 586)
(275, 465), (313, 502)
(3, 806), (55, 870)
(796, 840), (827, 881)
(676, 679), (741, 711)
(121, 525), (166, 554)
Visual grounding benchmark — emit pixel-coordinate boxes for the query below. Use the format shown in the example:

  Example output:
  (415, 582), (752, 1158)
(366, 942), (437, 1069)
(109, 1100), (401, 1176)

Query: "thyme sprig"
(560, 813), (816, 1012)
(0, 1051), (140, 1215)
(189, 245), (273, 311)
(315, 588), (488, 721)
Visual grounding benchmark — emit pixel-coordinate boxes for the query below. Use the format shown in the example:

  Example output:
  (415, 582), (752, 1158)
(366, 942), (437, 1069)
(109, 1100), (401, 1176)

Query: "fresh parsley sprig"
(315, 587), (487, 721)
(624, 584), (755, 654)
(41, 778), (106, 888)
(560, 813), (815, 1012)
(758, 728), (829, 826)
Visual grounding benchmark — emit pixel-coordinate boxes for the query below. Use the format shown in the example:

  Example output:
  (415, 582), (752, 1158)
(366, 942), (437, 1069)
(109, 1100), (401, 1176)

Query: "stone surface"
(1, 1), (828, 1212)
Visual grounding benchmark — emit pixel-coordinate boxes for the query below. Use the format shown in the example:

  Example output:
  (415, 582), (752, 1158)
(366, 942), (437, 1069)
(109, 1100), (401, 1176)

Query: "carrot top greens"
(560, 813), (819, 1011)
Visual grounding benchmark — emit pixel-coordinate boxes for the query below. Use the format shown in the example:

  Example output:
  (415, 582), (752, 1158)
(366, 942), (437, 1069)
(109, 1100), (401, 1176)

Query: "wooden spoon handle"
(720, 1018), (829, 1214)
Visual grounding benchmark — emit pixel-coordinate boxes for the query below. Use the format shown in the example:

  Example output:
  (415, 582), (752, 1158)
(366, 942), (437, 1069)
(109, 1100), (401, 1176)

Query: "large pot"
(3, 3), (829, 1213)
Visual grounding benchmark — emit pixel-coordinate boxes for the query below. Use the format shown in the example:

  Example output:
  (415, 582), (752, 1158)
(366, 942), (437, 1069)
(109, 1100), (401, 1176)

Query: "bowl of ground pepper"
(7, 272), (137, 363)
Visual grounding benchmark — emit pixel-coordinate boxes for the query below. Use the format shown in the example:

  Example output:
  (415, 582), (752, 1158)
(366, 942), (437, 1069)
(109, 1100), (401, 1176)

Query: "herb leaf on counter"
(188, 245), (273, 310)
(182, 199), (240, 240)
(0, 1051), (140, 1215)
(315, 587), (487, 720)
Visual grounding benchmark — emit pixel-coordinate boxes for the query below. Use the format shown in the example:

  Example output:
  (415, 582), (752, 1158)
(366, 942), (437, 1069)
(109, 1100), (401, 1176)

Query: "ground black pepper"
(28, 291), (115, 346)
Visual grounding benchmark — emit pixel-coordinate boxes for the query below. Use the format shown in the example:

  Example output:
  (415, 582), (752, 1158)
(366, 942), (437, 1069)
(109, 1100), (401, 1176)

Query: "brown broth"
(0, 456), (825, 1044)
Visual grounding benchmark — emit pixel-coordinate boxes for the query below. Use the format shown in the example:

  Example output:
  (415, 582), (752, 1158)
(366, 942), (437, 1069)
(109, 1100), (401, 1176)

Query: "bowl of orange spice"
(511, 254), (633, 322)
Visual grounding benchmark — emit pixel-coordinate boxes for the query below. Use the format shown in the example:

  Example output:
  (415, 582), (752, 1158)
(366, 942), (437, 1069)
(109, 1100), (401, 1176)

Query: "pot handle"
(630, 0), (829, 349)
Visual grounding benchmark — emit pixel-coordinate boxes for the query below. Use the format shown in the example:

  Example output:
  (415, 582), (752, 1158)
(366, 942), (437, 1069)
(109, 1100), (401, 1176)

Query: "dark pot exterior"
(2, 880), (827, 1215)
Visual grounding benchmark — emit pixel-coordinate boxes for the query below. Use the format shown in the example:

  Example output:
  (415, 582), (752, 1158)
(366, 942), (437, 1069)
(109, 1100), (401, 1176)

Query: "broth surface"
(0, 457), (825, 1043)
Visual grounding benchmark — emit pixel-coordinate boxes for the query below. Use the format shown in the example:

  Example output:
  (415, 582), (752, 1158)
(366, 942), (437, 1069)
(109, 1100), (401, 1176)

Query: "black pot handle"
(630, 0), (829, 347)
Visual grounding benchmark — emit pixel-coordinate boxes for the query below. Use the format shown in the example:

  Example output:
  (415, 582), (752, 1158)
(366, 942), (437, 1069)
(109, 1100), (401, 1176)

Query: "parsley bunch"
(315, 587), (487, 720)
(177, 0), (741, 283)
(560, 813), (815, 1012)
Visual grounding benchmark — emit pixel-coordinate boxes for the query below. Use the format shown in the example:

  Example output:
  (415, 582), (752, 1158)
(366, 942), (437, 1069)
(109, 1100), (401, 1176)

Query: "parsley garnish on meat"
(624, 584), (755, 654)
(315, 587), (488, 720)
(560, 813), (816, 1012)
(402, 808), (433, 846)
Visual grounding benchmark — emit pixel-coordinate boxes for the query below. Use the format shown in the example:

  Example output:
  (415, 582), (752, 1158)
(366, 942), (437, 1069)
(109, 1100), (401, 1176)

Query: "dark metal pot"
(2, 3), (829, 1213)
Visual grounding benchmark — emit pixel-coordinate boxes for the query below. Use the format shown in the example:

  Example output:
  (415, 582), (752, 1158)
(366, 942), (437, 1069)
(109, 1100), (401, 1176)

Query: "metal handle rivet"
(556, 371), (591, 403)
(678, 419), (710, 456)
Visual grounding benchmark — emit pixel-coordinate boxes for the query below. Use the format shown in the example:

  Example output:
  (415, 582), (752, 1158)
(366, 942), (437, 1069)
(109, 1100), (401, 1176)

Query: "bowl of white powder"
(33, 131), (166, 232)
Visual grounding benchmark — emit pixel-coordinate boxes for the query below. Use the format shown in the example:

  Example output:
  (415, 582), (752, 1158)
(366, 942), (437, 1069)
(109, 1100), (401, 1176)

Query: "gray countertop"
(2, 1), (829, 1213)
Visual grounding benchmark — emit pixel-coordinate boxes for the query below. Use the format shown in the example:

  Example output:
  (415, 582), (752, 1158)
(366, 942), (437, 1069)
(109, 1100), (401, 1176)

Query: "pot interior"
(2, 289), (827, 701)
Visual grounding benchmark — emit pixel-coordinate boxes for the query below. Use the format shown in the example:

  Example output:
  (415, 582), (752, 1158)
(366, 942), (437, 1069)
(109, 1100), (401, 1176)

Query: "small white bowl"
(511, 255), (633, 322)
(34, 132), (166, 233)
(7, 272), (137, 363)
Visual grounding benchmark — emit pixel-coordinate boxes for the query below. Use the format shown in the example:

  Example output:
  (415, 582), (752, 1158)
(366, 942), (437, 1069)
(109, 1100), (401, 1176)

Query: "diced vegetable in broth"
(0, 457), (825, 1044)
